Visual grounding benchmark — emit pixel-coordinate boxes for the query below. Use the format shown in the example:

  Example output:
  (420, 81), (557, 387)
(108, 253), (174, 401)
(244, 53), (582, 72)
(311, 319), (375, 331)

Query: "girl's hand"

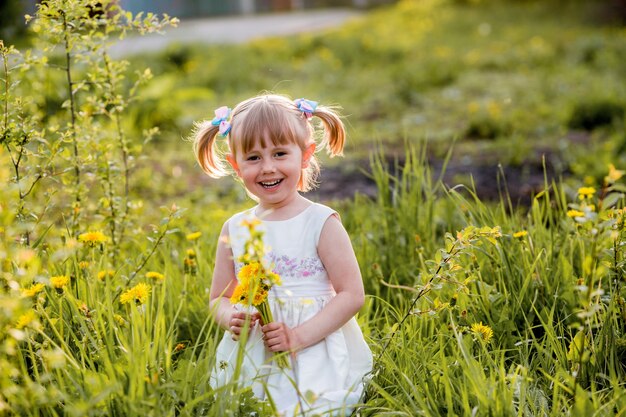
(261, 322), (300, 353)
(229, 311), (261, 341)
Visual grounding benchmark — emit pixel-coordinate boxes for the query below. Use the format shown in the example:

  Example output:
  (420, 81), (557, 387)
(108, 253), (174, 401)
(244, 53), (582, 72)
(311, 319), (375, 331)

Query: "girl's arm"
(210, 221), (259, 336)
(262, 214), (365, 352)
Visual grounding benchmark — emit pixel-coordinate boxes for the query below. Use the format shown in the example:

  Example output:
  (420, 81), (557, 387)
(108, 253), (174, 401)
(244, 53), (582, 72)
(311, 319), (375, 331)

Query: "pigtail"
(192, 120), (228, 178)
(313, 105), (346, 157)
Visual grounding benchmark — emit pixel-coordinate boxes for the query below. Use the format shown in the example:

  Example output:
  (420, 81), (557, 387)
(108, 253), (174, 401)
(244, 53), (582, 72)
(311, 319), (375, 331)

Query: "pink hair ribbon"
(294, 98), (318, 120)
(211, 106), (232, 137)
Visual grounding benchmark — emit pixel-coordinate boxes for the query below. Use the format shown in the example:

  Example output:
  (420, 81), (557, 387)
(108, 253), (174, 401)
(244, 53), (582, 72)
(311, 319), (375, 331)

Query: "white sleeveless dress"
(211, 203), (373, 416)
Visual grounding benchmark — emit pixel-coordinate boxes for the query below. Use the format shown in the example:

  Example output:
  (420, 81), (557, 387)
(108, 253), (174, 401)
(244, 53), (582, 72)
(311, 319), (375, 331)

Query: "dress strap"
(310, 203), (338, 246)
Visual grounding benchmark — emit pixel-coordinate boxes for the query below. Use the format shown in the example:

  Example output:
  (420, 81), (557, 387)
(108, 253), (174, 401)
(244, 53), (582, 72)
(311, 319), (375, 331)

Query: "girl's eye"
(274, 151), (287, 157)
(246, 155), (260, 161)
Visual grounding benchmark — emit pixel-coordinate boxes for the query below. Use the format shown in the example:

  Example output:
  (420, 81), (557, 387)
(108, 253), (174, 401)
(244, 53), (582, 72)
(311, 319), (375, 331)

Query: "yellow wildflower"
(16, 310), (37, 329)
(22, 283), (45, 298)
(239, 262), (261, 280)
(605, 164), (624, 184)
(97, 270), (115, 281)
(567, 209), (585, 218)
(120, 283), (151, 305)
(513, 230), (528, 238)
(471, 322), (494, 343)
(78, 302), (92, 318)
(186, 231), (202, 241)
(230, 262), (281, 306)
(78, 231), (108, 247)
(183, 256), (197, 274)
(145, 271), (165, 282)
(186, 248), (196, 258)
(174, 343), (185, 352)
(78, 261), (90, 269)
(50, 275), (70, 290)
(253, 288), (269, 305)
(577, 187), (596, 200)
(241, 218), (262, 229)
(114, 314), (126, 326)
(230, 278), (250, 304)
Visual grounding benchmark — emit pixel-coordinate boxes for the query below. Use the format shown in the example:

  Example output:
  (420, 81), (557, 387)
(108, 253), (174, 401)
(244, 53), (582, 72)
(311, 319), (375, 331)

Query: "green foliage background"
(1, 0), (626, 415)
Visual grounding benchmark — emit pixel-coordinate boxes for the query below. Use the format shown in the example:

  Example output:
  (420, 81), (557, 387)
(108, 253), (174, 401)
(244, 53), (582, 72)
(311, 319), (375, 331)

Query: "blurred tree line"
(1, 0), (624, 44)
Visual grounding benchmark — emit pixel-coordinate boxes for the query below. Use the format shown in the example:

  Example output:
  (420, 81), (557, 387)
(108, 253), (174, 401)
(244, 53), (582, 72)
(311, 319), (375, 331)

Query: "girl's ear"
(301, 143), (316, 168)
(226, 154), (240, 176)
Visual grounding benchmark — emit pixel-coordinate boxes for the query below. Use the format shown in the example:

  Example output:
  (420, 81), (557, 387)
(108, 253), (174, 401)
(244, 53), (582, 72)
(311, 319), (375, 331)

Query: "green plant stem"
(112, 213), (173, 301)
(1, 42), (8, 135)
(103, 161), (119, 248)
(362, 242), (459, 403)
(60, 7), (81, 233)
(103, 51), (131, 247)
(257, 302), (289, 369)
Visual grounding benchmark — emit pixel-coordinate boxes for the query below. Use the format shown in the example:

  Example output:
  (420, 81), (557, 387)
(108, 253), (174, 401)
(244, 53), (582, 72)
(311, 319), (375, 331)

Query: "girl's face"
(227, 140), (315, 209)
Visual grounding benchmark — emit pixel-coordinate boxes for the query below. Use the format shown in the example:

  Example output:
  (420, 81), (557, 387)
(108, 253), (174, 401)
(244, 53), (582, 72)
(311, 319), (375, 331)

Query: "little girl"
(193, 93), (372, 416)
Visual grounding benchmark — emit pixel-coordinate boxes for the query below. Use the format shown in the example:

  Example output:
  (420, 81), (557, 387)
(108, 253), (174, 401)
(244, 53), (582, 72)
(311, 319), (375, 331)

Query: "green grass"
(3, 139), (626, 414)
(2, 0), (626, 415)
(127, 0), (625, 169)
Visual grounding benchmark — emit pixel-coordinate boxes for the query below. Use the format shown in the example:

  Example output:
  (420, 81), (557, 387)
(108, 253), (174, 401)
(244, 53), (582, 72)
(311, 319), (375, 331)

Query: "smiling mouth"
(259, 179), (283, 188)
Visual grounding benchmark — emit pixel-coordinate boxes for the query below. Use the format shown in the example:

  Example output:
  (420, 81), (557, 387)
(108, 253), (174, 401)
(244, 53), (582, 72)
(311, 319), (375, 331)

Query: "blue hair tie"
(294, 98), (318, 120)
(211, 106), (232, 137)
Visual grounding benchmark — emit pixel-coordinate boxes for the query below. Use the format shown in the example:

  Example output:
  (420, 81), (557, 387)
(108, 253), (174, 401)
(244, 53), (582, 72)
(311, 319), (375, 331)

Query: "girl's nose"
(261, 159), (276, 173)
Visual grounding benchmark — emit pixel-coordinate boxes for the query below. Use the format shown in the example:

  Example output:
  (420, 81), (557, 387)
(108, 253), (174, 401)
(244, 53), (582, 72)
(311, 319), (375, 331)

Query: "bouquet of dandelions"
(230, 218), (289, 369)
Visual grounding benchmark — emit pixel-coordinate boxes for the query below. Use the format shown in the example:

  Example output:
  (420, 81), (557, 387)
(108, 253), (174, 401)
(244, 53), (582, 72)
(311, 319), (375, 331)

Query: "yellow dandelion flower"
(21, 283), (45, 297)
(145, 271), (165, 282)
(567, 209), (585, 218)
(183, 256), (197, 274)
(253, 288), (268, 306)
(78, 261), (90, 269)
(229, 280), (250, 304)
(50, 275), (70, 289)
(114, 314), (126, 326)
(16, 310), (37, 329)
(239, 262), (262, 279)
(577, 187), (596, 200)
(606, 164), (624, 184)
(241, 218), (262, 229)
(186, 248), (196, 258)
(120, 283), (151, 305)
(267, 270), (282, 287)
(230, 262), (281, 306)
(471, 322), (494, 343)
(77, 302), (92, 318)
(97, 270), (115, 281)
(78, 231), (109, 247)
(513, 230), (528, 238)
(186, 231), (202, 241)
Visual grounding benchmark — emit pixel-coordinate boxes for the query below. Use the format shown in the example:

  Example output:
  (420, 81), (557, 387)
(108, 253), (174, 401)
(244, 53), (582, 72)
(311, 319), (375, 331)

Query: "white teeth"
(260, 179), (281, 187)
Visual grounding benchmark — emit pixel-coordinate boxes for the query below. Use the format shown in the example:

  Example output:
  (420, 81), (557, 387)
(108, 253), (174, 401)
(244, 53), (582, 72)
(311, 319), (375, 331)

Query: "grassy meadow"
(1, 0), (626, 415)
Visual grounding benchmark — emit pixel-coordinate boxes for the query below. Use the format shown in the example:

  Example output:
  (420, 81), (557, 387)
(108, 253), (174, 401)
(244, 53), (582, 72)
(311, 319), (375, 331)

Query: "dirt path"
(110, 8), (362, 57)
(306, 147), (568, 206)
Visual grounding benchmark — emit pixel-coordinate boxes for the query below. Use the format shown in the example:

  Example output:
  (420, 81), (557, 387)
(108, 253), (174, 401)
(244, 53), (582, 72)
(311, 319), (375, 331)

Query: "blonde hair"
(192, 93), (345, 192)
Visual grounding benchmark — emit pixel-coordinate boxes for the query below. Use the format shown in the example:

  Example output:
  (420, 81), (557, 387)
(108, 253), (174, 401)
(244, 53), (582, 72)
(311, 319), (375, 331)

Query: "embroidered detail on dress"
(268, 252), (326, 278)
(234, 252), (325, 279)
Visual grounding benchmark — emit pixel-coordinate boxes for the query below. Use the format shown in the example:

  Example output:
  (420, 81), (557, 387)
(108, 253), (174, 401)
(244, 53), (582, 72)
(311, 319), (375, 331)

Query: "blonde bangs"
(229, 96), (311, 156)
